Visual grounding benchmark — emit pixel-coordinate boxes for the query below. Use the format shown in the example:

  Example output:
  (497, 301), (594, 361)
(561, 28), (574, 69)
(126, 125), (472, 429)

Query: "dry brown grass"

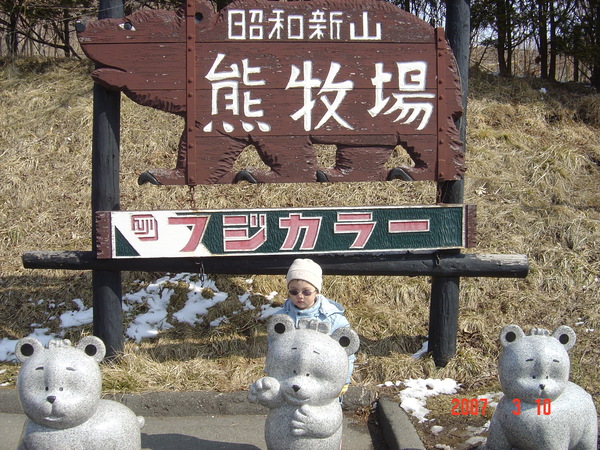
(1, 58), (599, 448)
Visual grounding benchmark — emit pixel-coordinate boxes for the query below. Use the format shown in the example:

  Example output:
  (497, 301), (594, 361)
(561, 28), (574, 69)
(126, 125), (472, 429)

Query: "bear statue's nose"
(292, 385), (301, 393)
(539, 384), (546, 390)
(46, 395), (56, 404)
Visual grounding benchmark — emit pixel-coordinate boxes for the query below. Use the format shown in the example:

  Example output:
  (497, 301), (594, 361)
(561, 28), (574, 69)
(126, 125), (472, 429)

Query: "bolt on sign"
(77, 0), (465, 186)
(95, 206), (475, 259)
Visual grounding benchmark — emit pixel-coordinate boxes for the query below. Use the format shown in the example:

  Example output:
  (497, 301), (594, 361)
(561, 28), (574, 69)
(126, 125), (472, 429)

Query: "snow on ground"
(379, 378), (460, 422)
(376, 380), (505, 447)
(0, 273), (280, 362)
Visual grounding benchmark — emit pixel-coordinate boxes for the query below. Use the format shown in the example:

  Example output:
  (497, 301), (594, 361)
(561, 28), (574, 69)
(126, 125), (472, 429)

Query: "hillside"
(0, 58), (599, 448)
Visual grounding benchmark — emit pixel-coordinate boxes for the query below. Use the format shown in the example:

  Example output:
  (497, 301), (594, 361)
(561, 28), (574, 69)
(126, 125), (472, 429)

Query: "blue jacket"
(277, 295), (356, 384)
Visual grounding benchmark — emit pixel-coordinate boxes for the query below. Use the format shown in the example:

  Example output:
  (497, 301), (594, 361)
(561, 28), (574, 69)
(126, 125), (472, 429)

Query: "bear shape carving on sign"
(76, 0), (464, 186)
(248, 314), (360, 450)
(485, 325), (598, 450)
(15, 336), (144, 450)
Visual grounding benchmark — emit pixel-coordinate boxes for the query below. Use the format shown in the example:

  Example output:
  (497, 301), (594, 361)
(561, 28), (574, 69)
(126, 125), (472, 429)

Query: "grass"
(1, 58), (599, 448)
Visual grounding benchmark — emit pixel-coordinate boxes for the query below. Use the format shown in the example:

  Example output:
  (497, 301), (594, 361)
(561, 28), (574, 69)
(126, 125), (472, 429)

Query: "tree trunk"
(6, 8), (20, 56)
(593, 2), (600, 89)
(496, 0), (511, 76)
(63, 9), (71, 58)
(549, 1), (557, 80)
(587, 1), (600, 89)
(537, 0), (548, 78)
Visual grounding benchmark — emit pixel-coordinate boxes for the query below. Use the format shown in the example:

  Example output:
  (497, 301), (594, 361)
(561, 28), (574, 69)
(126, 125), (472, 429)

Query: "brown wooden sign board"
(77, 0), (465, 186)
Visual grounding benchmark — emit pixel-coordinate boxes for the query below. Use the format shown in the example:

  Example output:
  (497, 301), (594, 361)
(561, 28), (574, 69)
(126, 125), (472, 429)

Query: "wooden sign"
(95, 205), (475, 259)
(77, 0), (465, 186)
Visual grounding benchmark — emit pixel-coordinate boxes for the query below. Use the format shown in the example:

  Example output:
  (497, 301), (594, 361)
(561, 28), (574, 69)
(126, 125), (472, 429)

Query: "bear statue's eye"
(293, 370), (297, 375)
(305, 373), (310, 377)
(59, 387), (64, 391)
(532, 376), (536, 379)
(45, 387), (49, 391)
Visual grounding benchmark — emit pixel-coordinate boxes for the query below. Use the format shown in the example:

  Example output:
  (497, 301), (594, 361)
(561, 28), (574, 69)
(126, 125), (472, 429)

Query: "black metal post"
(92, 0), (124, 360)
(429, 0), (470, 366)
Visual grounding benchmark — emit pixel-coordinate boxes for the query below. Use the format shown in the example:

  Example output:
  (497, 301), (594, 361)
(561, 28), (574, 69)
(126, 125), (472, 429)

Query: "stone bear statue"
(485, 324), (598, 450)
(248, 314), (360, 450)
(15, 336), (145, 450)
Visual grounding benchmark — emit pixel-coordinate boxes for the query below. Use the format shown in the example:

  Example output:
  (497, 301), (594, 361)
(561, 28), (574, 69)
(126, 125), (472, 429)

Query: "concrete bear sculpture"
(485, 325), (598, 450)
(15, 336), (144, 450)
(248, 314), (359, 450)
(76, 0), (464, 186)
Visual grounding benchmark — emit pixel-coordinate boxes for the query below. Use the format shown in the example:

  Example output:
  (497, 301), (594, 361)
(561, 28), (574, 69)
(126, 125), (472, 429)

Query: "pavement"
(0, 388), (426, 449)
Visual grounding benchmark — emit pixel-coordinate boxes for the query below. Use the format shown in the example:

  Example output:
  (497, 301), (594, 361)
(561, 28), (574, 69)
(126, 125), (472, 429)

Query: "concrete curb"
(0, 388), (425, 449)
(377, 397), (426, 450)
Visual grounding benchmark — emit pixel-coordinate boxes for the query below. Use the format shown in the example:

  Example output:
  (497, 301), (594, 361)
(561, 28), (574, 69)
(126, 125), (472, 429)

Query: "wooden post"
(429, 0), (470, 366)
(91, 0), (124, 360)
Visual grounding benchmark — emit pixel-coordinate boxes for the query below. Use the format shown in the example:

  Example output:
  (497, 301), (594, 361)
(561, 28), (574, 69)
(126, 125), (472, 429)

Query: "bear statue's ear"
(14, 338), (44, 363)
(499, 324), (525, 347)
(267, 314), (296, 339)
(551, 325), (576, 352)
(331, 327), (360, 356)
(76, 336), (106, 363)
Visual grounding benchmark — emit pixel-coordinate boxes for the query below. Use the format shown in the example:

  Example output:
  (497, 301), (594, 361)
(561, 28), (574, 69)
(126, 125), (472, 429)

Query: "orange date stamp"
(451, 398), (552, 416)
(511, 398), (552, 415)
(451, 398), (488, 416)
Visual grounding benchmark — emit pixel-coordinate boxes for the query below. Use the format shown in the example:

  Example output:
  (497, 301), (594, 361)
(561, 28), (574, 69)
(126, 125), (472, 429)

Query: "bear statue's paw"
(290, 405), (311, 436)
(248, 377), (280, 405)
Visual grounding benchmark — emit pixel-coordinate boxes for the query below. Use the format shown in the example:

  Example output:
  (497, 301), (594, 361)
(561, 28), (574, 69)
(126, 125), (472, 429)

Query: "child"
(277, 258), (356, 390)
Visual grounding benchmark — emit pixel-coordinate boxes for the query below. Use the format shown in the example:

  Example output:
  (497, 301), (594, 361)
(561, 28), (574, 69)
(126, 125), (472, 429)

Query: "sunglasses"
(288, 289), (317, 297)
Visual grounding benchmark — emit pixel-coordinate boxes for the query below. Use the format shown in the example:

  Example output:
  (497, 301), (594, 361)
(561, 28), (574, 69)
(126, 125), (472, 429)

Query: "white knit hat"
(286, 258), (322, 292)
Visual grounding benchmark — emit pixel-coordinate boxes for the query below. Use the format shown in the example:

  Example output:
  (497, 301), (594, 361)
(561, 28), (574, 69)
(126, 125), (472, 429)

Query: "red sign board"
(77, 0), (465, 186)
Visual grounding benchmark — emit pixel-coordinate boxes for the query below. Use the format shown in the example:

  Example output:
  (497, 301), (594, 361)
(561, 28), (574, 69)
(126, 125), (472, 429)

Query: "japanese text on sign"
(227, 9), (382, 41)
(103, 206), (467, 259)
(203, 55), (434, 133)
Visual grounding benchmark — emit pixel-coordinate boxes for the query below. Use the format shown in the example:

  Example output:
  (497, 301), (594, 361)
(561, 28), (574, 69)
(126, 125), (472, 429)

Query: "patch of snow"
(259, 304), (280, 320)
(59, 299), (93, 328)
(411, 340), (428, 359)
(239, 293), (255, 311)
(430, 425), (444, 435)
(210, 316), (228, 327)
(465, 435), (486, 447)
(399, 378), (460, 422)
(0, 338), (18, 362)
(478, 392), (503, 410)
